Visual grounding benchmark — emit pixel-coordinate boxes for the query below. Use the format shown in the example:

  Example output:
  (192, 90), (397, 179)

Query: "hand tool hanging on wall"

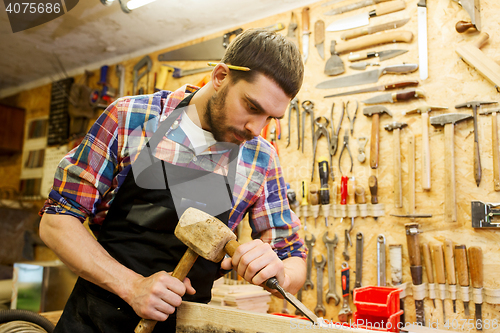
(286, 183), (299, 213)
(454, 244), (470, 316)
(471, 201), (500, 228)
(301, 100), (315, 154)
(287, 98), (300, 150)
(455, 100), (497, 187)
(314, 255), (327, 317)
(346, 100), (358, 135)
(330, 102), (344, 156)
(302, 7), (311, 64)
(341, 17), (410, 40)
(340, 178), (351, 261)
(355, 184), (368, 217)
(155, 65), (173, 92)
(304, 234), (316, 291)
(324, 231), (340, 306)
(389, 244), (405, 325)
(295, 288), (303, 316)
(421, 242), (436, 308)
(418, 0), (428, 80)
(339, 130), (353, 175)
(314, 20), (325, 60)
(377, 235), (386, 286)
(324, 80), (417, 98)
(349, 49), (408, 62)
(405, 223), (425, 326)
(364, 106), (393, 169)
(451, 0), (481, 31)
(469, 246), (483, 330)
(347, 177), (356, 231)
(455, 20), (478, 33)
(300, 180), (309, 231)
(403, 106), (448, 190)
(318, 157), (331, 227)
(324, 41), (345, 76)
(362, 89), (425, 104)
(338, 262), (353, 322)
(324, 0), (391, 15)
(433, 243), (447, 323)
(456, 33), (500, 92)
(354, 232), (364, 291)
(326, 0), (407, 32)
(158, 28), (242, 61)
(161, 65), (213, 78)
(357, 137), (368, 163)
(479, 109), (500, 191)
(309, 186), (320, 227)
(334, 30), (414, 54)
(269, 127), (279, 155)
(443, 239), (457, 313)
(384, 121), (407, 208)
(312, 117), (333, 181)
(133, 55), (152, 95)
(369, 175), (378, 206)
(316, 64), (418, 89)
(430, 113), (473, 222)
(287, 12), (299, 47)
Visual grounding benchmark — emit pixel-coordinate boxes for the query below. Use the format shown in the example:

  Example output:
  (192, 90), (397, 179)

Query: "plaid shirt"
(41, 85), (305, 260)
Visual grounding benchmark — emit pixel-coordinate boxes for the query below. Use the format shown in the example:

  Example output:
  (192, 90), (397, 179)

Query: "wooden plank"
(176, 301), (377, 333)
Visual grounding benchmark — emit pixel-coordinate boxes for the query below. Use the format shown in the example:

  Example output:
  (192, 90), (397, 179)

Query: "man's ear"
(211, 63), (230, 92)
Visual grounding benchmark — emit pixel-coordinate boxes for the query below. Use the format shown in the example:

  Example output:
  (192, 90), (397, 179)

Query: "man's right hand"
(126, 271), (196, 321)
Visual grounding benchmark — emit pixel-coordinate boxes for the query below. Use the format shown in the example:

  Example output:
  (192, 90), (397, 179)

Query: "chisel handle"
(405, 223), (421, 267)
(444, 239), (456, 285)
(135, 248), (199, 333)
(422, 243), (434, 284)
(469, 246), (483, 289)
(454, 245), (469, 287)
(369, 175), (378, 204)
(302, 7), (310, 33)
(432, 244), (446, 285)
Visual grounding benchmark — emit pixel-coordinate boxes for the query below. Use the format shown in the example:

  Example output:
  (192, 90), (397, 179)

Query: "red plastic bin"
(353, 310), (404, 332)
(353, 286), (402, 317)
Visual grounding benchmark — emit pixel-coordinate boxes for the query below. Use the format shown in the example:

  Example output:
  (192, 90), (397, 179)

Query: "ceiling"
(0, 0), (320, 98)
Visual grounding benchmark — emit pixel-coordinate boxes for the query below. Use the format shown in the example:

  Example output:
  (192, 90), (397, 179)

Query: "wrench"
(338, 262), (353, 322)
(323, 231), (340, 305)
(314, 255), (327, 317)
(304, 234), (316, 290)
(295, 288), (303, 316)
(342, 228), (352, 261)
(354, 232), (363, 290)
(377, 234), (386, 286)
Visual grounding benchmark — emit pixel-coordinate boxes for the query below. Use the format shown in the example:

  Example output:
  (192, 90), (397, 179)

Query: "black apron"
(55, 93), (239, 332)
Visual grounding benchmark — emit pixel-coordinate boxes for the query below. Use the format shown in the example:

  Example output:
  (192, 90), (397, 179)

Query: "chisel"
(421, 243), (436, 307)
(454, 244), (470, 316)
(433, 243), (447, 322)
(443, 239), (457, 313)
(405, 223), (425, 325)
(469, 246), (483, 330)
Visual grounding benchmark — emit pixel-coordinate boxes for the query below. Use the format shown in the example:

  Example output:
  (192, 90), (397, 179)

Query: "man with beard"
(39, 28), (306, 332)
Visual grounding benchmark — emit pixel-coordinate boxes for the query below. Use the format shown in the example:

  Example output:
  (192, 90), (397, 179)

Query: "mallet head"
(363, 105), (393, 117)
(174, 208), (236, 262)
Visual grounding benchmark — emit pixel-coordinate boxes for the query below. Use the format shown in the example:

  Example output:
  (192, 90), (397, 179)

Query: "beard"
(204, 84), (254, 145)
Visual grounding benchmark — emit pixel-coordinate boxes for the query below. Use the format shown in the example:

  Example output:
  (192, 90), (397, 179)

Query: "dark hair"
(221, 28), (304, 98)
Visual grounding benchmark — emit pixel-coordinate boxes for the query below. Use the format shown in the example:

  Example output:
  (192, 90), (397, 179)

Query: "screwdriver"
(309, 185), (320, 227)
(454, 244), (470, 316)
(339, 176), (348, 223)
(300, 180), (309, 231)
(318, 157), (331, 227)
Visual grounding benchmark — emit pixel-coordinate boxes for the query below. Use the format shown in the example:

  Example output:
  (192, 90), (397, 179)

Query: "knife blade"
(326, 0), (406, 32)
(362, 88), (426, 104)
(324, 0), (391, 16)
(341, 17), (410, 40)
(348, 49), (408, 62)
(315, 20), (325, 60)
(316, 63), (419, 89)
(418, 0), (428, 80)
(302, 7), (311, 64)
(324, 80), (419, 98)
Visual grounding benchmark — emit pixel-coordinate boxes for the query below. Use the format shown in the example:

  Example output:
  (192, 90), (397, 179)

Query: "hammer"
(455, 101), (497, 187)
(135, 208), (317, 333)
(430, 113), (472, 222)
(363, 105), (393, 169)
(384, 121), (407, 208)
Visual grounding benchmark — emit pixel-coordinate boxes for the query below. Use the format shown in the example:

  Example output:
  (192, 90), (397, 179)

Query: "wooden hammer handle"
(135, 248), (199, 333)
(370, 113), (380, 169)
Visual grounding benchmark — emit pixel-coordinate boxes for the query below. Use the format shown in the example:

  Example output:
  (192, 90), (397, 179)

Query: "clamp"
(312, 116), (333, 181)
(287, 98), (300, 150)
(330, 101), (345, 156)
(301, 101), (315, 154)
(345, 100), (358, 135)
(339, 129), (353, 175)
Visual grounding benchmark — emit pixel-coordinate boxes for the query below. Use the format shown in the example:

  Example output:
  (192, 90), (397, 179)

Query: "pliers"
(302, 100), (315, 154)
(312, 116), (333, 181)
(330, 101), (345, 156)
(345, 100), (358, 135)
(287, 97), (300, 150)
(339, 129), (353, 175)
